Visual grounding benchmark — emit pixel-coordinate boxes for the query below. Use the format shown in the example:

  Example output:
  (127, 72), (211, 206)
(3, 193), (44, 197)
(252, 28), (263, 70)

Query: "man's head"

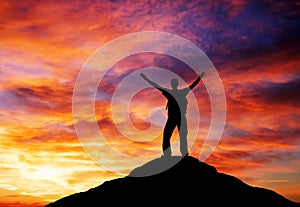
(171, 78), (179, 89)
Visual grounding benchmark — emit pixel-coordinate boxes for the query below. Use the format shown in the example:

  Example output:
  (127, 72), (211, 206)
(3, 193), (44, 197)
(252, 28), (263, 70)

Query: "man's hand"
(140, 73), (147, 80)
(199, 72), (205, 78)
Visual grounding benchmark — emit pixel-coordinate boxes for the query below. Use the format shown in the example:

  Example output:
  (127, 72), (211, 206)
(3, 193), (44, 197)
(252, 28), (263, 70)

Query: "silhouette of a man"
(140, 72), (205, 156)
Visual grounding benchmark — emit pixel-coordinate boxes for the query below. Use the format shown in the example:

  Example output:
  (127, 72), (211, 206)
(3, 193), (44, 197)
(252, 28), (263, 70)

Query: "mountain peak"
(129, 155), (217, 177)
(45, 156), (300, 207)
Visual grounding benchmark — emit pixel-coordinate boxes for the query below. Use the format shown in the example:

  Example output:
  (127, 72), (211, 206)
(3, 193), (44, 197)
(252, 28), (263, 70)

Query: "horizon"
(1, 1), (300, 206)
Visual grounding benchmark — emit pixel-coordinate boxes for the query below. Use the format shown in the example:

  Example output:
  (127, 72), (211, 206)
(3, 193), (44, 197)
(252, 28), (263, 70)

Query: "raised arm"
(188, 72), (205, 90)
(140, 73), (165, 91)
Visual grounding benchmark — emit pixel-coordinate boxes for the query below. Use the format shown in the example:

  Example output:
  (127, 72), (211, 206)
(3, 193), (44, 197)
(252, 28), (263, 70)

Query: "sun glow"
(32, 166), (59, 181)
(1, 0), (299, 206)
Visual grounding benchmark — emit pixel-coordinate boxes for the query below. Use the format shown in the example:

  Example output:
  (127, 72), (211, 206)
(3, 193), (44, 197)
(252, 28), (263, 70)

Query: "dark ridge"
(45, 156), (300, 207)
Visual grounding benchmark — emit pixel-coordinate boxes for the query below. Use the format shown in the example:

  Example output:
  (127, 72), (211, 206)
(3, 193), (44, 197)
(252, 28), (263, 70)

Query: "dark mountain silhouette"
(45, 156), (300, 207)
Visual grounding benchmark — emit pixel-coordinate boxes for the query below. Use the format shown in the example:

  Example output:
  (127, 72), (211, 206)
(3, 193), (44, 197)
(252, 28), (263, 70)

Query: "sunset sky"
(1, 0), (300, 206)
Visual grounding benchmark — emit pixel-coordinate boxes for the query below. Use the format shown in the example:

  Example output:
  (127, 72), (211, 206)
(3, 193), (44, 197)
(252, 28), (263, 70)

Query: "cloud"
(1, 0), (300, 204)
(250, 78), (300, 106)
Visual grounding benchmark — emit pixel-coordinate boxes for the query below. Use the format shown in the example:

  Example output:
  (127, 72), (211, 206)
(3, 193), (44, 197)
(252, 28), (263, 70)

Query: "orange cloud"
(1, 0), (299, 205)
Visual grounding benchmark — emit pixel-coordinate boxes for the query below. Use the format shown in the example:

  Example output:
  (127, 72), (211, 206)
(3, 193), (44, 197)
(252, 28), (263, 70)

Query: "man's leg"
(163, 117), (176, 156)
(178, 115), (188, 156)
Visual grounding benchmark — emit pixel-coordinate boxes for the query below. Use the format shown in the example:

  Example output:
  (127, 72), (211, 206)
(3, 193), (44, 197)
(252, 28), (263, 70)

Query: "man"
(140, 72), (205, 156)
